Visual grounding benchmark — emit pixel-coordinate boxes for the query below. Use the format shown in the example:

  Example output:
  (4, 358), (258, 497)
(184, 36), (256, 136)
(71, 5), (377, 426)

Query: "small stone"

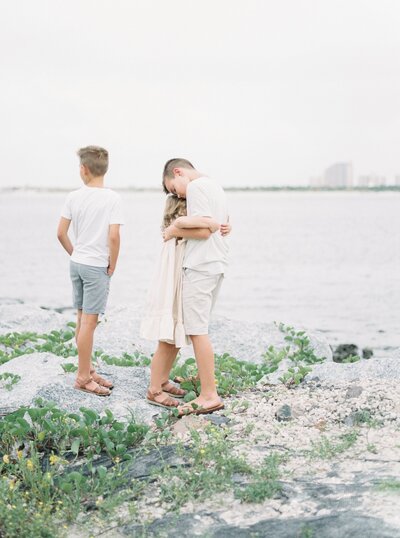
(362, 347), (374, 359)
(345, 386), (363, 399)
(333, 344), (359, 363)
(204, 415), (231, 426)
(314, 419), (327, 431)
(275, 404), (292, 422)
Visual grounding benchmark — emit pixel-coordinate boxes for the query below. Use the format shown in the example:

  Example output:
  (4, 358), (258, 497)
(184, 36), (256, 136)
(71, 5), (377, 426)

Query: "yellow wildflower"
(114, 456), (121, 464)
(26, 459), (34, 471)
(199, 449), (206, 455)
(17, 450), (23, 460)
(2, 455), (10, 464)
(49, 454), (59, 465)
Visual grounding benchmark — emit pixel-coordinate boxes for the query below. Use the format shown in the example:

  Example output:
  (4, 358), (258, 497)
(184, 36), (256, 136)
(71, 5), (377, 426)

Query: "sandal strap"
(76, 377), (109, 395)
(147, 390), (178, 407)
(161, 381), (186, 396)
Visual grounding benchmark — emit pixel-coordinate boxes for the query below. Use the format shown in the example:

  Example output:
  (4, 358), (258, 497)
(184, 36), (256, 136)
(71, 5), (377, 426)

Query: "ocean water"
(1, 190), (399, 353)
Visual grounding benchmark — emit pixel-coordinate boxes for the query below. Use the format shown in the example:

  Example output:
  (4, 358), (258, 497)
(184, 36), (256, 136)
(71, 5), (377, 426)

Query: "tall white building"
(324, 162), (353, 188)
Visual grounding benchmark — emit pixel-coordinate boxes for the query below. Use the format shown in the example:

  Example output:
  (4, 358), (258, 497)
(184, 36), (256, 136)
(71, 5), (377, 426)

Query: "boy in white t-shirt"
(57, 146), (124, 396)
(159, 158), (229, 415)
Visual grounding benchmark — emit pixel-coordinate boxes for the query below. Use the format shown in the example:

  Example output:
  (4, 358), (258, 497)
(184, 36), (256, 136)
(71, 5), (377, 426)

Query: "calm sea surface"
(1, 190), (399, 353)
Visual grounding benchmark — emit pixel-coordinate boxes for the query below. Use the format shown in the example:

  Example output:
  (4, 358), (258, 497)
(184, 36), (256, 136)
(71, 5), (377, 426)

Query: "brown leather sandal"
(178, 400), (224, 417)
(74, 377), (111, 397)
(161, 381), (187, 398)
(146, 389), (180, 409)
(90, 369), (114, 389)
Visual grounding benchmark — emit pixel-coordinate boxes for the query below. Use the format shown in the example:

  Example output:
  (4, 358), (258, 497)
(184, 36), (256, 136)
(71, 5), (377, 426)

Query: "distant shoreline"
(2, 186), (400, 193)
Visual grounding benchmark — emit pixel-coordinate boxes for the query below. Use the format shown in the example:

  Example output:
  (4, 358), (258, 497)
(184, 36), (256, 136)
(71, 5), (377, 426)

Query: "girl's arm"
(174, 216), (219, 233)
(163, 225), (211, 242)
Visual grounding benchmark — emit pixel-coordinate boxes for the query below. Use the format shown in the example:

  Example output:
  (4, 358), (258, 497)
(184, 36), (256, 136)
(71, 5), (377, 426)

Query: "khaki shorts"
(182, 268), (224, 335)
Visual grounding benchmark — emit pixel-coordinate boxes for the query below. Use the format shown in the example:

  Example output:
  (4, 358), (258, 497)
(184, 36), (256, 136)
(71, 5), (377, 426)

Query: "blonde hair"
(77, 146), (108, 176)
(162, 195), (187, 229)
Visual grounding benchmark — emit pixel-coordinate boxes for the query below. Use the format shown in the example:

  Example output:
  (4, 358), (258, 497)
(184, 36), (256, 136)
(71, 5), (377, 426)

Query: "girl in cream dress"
(140, 195), (222, 408)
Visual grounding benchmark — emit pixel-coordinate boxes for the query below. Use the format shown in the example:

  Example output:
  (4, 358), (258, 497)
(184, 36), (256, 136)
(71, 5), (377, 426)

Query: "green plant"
(376, 480), (400, 492)
(96, 350), (151, 368)
(0, 399), (148, 461)
(306, 431), (359, 459)
(0, 372), (21, 391)
(171, 354), (274, 398)
(61, 363), (78, 373)
(262, 323), (326, 386)
(0, 401), (149, 537)
(340, 354), (360, 363)
(234, 453), (282, 502)
(0, 329), (77, 366)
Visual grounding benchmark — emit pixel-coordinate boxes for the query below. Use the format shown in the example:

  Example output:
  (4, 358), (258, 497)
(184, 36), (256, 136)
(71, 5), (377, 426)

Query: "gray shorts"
(70, 261), (110, 315)
(182, 268), (224, 335)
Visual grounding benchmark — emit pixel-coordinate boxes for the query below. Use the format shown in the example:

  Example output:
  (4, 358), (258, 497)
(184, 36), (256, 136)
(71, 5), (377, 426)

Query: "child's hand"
(163, 225), (176, 242)
(220, 222), (232, 236)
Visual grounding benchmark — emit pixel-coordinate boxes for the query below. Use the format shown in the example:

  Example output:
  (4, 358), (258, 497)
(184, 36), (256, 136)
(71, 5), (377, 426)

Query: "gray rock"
(0, 301), (331, 368)
(94, 306), (332, 364)
(120, 512), (400, 538)
(345, 385), (363, 399)
(306, 358), (400, 383)
(0, 304), (70, 335)
(275, 404), (292, 422)
(362, 347), (374, 359)
(0, 352), (159, 424)
(333, 343), (359, 363)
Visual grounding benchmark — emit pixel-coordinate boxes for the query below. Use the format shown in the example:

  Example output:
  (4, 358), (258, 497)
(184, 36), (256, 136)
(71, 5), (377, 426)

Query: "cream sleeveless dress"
(140, 238), (190, 348)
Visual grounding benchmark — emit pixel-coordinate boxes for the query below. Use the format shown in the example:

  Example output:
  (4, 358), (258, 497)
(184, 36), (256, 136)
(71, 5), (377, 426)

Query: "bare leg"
(74, 309), (83, 344)
(149, 341), (179, 391)
(187, 334), (221, 407)
(147, 341), (182, 405)
(76, 313), (104, 392)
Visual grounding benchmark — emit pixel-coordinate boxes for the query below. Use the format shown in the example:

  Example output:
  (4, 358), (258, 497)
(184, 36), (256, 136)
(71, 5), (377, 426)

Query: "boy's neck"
(188, 170), (203, 181)
(85, 175), (105, 188)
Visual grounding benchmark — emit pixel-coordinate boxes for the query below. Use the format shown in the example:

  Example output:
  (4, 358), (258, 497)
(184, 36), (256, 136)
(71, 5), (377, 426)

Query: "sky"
(1, 0), (400, 188)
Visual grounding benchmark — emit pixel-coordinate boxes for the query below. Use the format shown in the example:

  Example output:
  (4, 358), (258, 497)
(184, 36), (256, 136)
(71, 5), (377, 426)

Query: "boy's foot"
(74, 377), (111, 397)
(146, 389), (180, 409)
(90, 369), (114, 389)
(161, 381), (187, 398)
(178, 397), (224, 417)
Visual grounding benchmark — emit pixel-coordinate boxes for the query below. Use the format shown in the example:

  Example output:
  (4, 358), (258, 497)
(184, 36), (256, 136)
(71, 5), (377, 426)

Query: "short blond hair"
(77, 146), (109, 176)
(162, 158), (194, 193)
(162, 195), (187, 229)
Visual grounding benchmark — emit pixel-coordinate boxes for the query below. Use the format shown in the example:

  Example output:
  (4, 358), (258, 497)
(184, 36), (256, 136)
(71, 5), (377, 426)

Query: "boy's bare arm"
(174, 216), (219, 232)
(57, 218), (73, 255)
(108, 224), (121, 275)
(163, 225), (211, 242)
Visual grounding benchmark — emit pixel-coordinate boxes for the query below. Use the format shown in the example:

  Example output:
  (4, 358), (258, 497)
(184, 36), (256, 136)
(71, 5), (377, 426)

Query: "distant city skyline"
(310, 161), (399, 188)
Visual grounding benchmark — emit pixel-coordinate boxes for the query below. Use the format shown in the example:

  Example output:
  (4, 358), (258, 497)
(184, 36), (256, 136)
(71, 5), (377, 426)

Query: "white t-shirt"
(183, 177), (229, 274)
(61, 185), (124, 267)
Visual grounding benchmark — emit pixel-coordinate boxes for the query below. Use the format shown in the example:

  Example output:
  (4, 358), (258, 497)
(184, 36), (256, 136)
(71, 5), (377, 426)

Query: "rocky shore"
(1, 303), (400, 537)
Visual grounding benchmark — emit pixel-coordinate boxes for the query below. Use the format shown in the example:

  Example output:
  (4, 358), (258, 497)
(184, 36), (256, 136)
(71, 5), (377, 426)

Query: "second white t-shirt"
(183, 177), (229, 274)
(61, 185), (124, 267)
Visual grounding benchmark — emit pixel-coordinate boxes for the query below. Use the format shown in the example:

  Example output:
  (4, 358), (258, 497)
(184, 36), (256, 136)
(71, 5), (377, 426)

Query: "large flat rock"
(306, 357), (400, 383)
(0, 352), (157, 423)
